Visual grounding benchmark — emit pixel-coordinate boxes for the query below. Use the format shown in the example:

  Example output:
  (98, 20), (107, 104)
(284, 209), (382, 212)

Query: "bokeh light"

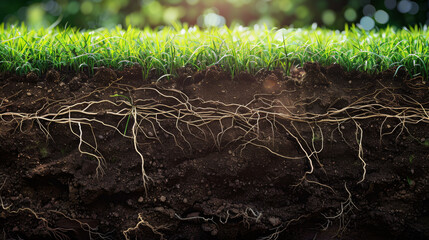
(43, 0), (61, 16)
(163, 7), (185, 24)
(360, 16), (375, 30)
(322, 10), (336, 25)
(374, 10), (389, 24)
(409, 1), (419, 15)
(397, 0), (412, 13)
(144, 1), (163, 25)
(80, 1), (93, 15)
(66, 1), (80, 15)
(126, 12), (144, 27)
(384, 0), (397, 10)
(296, 6), (310, 20)
(27, 4), (44, 27)
(344, 8), (357, 22)
(203, 12), (226, 27)
(363, 4), (376, 16)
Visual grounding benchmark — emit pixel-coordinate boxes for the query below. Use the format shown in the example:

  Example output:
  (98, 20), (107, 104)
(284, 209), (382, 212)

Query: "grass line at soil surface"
(1, 23), (429, 79)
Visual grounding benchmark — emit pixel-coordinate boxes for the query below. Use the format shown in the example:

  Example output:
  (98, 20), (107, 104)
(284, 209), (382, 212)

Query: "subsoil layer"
(0, 63), (428, 240)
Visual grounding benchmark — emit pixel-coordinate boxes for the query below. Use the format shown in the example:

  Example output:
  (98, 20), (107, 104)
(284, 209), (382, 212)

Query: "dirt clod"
(25, 72), (38, 82)
(46, 69), (60, 82)
(94, 67), (117, 82)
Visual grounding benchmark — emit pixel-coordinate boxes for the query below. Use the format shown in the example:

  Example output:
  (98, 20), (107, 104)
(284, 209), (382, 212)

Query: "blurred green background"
(1, 0), (428, 30)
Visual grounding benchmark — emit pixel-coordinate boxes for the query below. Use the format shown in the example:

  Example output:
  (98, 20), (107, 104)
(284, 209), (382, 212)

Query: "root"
(123, 213), (170, 240)
(1, 82), (429, 198)
(217, 207), (262, 228)
(1, 179), (110, 240)
(174, 213), (216, 224)
(0, 179), (69, 240)
(353, 120), (366, 184)
(49, 210), (113, 240)
(239, 207), (263, 229)
(321, 183), (359, 238)
(259, 214), (310, 240)
(131, 105), (152, 195)
(174, 207), (262, 234)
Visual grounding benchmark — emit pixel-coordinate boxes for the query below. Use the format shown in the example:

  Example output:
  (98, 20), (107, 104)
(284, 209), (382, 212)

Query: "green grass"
(1, 23), (428, 79)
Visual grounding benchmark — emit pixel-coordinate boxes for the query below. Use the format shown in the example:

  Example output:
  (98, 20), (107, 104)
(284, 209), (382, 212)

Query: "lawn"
(1, 23), (429, 79)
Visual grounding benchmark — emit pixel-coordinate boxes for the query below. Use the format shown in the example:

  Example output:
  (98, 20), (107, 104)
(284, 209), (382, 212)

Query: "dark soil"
(0, 64), (428, 240)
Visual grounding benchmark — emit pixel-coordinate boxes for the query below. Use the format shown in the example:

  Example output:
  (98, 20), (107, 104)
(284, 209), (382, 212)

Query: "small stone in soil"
(160, 196), (166, 202)
(269, 217), (281, 226)
(154, 207), (164, 212)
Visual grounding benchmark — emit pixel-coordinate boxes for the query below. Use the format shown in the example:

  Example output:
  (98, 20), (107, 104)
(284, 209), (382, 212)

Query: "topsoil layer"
(0, 63), (428, 240)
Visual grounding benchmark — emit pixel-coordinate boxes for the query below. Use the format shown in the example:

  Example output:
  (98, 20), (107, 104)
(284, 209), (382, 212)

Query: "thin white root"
(123, 213), (170, 240)
(321, 183), (359, 237)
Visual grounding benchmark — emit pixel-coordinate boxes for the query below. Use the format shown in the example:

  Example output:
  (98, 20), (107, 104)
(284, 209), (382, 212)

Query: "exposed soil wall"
(0, 63), (428, 240)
